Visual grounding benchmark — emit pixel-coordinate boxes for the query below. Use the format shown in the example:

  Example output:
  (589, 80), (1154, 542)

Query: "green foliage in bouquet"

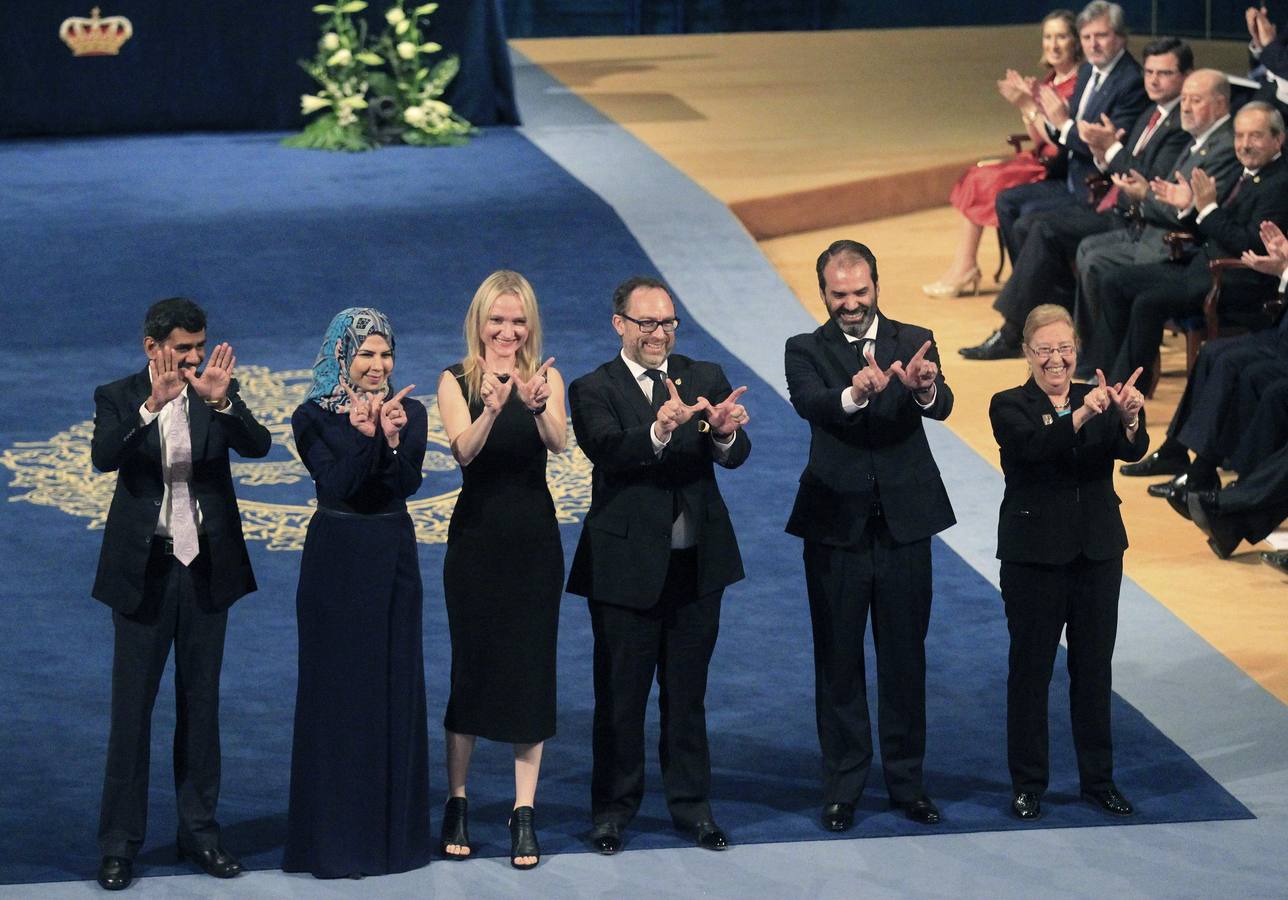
(283, 1), (473, 151)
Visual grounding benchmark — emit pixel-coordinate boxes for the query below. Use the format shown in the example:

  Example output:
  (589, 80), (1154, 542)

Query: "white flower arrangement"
(283, 0), (472, 151)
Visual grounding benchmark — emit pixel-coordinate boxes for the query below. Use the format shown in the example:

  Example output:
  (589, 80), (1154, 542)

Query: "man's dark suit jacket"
(1184, 153), (1288, 298)
(1143, 120), (1240, 231)
(1102, 101), (1189, 213)
(990, 379), (1148, 565)
(1060, 54), (1149, 201)
(91, 370), (272, 614)
(566, 353), (750, 609)
(784, 315), (955, 547)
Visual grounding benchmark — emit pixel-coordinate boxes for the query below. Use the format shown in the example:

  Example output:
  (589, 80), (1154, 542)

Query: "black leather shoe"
(693, 821), (729, 851)
(97, 856), (132, 891)
(1120, 449), (1188, 477)
(589, 821), (622, 855)
(440, 796), (470, 860)
(1262, 550), (1288, 574)
(1151, 473), (1191, 521)
(821, 801), (855, 832)
(1188, 489), (1242, 559)
(177, 843), (242, 879)
(895, 795), (941, 824)
(1011, 792), (1041, 820)
(959, 330), (1023, 360)
(509, 806), (540, 870)
(1081, 786), (1134, 816)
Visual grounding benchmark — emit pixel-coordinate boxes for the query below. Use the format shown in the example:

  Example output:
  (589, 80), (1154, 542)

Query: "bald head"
(1179, 69), (1230, 135)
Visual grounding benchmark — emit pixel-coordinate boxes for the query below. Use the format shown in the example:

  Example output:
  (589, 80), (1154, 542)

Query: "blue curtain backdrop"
(0, 0), (519, 137)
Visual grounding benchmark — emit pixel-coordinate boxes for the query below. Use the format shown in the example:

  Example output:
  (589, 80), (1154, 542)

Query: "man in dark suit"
(91, 298), (270, 891)
(784, 241), (955, 831)
(962, 37), (1191, 361)
(1091, 101), (1288, 384)
(567, 276), (751, 855)
(994, 1), (1148, 266)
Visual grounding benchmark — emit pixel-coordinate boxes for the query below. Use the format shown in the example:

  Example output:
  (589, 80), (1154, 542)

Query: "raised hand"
(516, 357), (555, 412)
(1260, 220), (1288, 259)
(850, 344), (898, 405)
(997, 70), (1030, 105)
(1038, 83), (1070, 127)
(702, 385), (749, 437)
(478, 357), (514, 415)
(1106, 367), (1145, 426)
(1189, 167), (1218, 209)
(654, 378), (708, 440)
(380, 383), (416, 446)
(893, 339), (938, 397)
(1078, 113), (1123, 155)
(146, 346), (186, 412)
(1110, 169), (1149, 202)
(185, 341), (235, 405)
(1081, 370), (1114, 418)
(1240, 247), (1288, 276)
(341, 383), (380, 437)
(1251, 5), (1277, 48)
(1150, 169), (1194, 210)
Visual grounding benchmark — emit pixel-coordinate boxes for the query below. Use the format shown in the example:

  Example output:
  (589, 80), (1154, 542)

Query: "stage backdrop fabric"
(0, 0), (519, 137)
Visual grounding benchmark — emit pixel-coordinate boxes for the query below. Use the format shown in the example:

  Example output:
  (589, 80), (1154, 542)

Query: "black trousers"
(803, 518), (933, 805)
(1173, 330), (1288, 461)
(1001, 554), (1122, 796)
(995, 179), (1077, 265)
(589, 548), (722, 830)
(98, 537), (227, 859)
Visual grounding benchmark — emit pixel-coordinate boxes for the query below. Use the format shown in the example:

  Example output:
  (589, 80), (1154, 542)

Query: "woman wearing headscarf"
(435, 271), (566, 869)
(989, 303), (1147, 823)
(283, 307), (431, 878)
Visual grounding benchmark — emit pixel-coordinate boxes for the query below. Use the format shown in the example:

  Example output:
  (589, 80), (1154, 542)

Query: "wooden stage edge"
(730, 159), (976, 240)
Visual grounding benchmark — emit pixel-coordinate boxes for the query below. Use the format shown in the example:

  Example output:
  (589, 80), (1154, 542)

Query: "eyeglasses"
(1027, 343), (1076, 360)
(619, 313), (680, 334)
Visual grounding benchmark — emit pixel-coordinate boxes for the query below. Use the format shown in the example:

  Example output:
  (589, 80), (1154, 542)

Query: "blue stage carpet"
(0, 130), (1250, 884)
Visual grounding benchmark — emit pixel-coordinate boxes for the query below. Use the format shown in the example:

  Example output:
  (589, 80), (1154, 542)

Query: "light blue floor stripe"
(11, 45), (1286, 900)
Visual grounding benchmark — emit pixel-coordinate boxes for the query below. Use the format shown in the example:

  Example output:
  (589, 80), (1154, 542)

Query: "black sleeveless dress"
(442, 365), (562, 743)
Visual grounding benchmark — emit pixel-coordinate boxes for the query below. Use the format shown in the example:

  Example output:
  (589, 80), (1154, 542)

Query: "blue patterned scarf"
(305, 307), (396, 412)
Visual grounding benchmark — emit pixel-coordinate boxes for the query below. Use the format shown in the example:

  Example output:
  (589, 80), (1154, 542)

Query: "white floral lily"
(403, 106), (428, 126)
(419, 42), (441, 53)
(321, 32), (341, 51)
(300, 94), (332, 114)
(385, 7), (406, 24)
(326, 48), (353, 67)
(396, 41), (417, 60)
(414, 3), (438, 14)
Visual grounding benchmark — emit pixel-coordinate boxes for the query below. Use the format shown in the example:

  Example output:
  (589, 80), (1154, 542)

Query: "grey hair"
(1237, 100), (1286, 138)
(1077, 1), (1127, 37)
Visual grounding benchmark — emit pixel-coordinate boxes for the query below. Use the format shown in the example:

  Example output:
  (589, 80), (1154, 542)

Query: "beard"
(833, 302), (877, 338)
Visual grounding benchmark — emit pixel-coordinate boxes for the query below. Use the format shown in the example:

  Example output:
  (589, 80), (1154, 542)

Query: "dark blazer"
(91, 369), (272, 614)
(1141, 119), (1240, 231)
(1104, 101), (1189, 214)
(566, 353), (750, 609)
(1062, 54), (1149, 200)
(990, 379), (1149, 565)
(784, 315), (955, 547)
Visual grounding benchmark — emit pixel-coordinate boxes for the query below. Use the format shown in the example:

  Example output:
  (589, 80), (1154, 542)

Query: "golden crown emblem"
(59, 7), (133, 57)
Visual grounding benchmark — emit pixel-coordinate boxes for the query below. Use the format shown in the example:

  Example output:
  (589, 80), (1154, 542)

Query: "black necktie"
(854, 338), (874, 366)
(1223, 172), (1250, 207)
(645, 368), (666, 411)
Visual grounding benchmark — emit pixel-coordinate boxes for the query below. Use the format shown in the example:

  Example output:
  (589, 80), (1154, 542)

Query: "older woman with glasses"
(988, 304), (1147, 823)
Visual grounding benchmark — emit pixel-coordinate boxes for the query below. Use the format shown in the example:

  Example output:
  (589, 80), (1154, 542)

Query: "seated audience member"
(923, 9), (1081, 298)
(991, 2), (1148, 277)
(1087, 101), (1288, 385)
(1121, 221), (1288, 499)
(960, 37), (1191, 359)
(1183, 376), (1288, 559)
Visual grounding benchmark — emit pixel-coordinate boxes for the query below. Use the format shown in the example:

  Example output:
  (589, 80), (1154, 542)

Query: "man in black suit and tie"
(962, 37), (1191, 361)
(994, 1), (1148, 266)
(567, 276), (751, 855)
(91, 298), (270, 891)
(784, 241), (955, 831)
(1091, 101), (1288, 384)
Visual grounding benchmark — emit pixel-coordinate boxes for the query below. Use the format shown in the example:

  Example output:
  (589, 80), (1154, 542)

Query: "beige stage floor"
(515, 27), (1288, 703)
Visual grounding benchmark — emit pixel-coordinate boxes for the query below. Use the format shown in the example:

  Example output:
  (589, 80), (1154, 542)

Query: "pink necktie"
(165, 395), (199, 566)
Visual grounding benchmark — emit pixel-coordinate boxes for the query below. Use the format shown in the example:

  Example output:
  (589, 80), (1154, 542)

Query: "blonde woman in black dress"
(436, 271), (566, 869)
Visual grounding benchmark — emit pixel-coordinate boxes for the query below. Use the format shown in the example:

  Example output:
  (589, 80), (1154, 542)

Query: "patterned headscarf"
(305, 307), (396, 412)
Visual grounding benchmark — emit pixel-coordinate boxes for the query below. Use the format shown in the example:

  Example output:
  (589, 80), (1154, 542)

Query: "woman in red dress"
(924, 10), (1081, 297)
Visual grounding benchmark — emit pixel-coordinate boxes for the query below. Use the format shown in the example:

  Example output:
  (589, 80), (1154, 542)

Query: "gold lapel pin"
(1042, 413), (1053, 425)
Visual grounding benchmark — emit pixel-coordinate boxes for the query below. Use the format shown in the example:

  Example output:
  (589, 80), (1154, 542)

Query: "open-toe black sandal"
(440, 796), (470, 860)
(509, 805), (540, 870)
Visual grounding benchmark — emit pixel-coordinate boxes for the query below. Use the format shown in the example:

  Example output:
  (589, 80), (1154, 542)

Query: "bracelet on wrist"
(529, 403), (547, 416)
